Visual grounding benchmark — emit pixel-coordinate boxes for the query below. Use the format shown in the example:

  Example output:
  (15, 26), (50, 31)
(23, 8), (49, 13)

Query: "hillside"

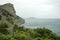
(0, 3), (60, 40)
(0, 3), (25, 34)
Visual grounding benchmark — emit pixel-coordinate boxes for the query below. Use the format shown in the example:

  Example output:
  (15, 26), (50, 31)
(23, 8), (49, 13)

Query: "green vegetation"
(0, 23), (8, 28)
(0, 3), (60, 40)
(0, 15), (2, 20)
(0, 23), (9, 34)
(0, 23), (60, 40)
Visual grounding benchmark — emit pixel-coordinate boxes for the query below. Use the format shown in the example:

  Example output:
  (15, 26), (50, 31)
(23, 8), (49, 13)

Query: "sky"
(0, 0), (60, 18)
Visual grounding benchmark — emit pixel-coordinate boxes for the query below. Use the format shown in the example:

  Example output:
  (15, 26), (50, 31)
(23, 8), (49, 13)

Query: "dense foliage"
(0, 15), (2, 20)
(0, 23), (60, 40)
(0, 23), (9, 34)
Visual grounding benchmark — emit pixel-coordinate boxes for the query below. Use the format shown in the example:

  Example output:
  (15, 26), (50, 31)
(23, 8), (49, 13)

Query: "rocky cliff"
(0, 3), (25, 34)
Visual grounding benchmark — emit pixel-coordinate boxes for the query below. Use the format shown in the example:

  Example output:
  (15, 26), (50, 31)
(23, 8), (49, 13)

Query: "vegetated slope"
(0, 3), (25, 34)
(0, 3), (60, 40)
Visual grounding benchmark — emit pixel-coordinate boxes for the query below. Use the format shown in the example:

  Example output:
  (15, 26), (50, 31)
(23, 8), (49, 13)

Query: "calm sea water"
(24, 19), (60, 36)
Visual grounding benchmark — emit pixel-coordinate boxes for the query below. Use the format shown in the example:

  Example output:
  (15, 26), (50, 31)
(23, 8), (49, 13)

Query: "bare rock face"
(0, 3), (16, 16)
(0, 3), (25, 34)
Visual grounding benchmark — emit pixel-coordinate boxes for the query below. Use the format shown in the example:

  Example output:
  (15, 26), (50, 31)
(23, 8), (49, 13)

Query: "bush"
(0, 15), (2, 20)
(0, 23), (8, 28)
(0, 23), (60, 40)
(0, 23), (9, 34)
(0, 34), (11, 40)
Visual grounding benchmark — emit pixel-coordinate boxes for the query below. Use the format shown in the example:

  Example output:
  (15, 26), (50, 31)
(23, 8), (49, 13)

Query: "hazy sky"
(0, 0), (60, 18)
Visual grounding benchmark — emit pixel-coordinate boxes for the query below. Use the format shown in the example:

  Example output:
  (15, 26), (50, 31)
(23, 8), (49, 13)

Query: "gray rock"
(0, 3), (25, 34)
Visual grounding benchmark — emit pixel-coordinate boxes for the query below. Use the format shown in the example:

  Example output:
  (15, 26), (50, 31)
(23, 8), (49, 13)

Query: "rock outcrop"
(0, 3), (25, 34)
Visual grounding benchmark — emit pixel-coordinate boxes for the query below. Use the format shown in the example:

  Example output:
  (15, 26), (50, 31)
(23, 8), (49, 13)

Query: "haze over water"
(24, 18), (60, 35)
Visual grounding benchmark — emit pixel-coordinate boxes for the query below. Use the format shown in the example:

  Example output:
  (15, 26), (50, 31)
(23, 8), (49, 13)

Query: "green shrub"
(0, 23), (8, 28)
(0, 28), (9, 34)
(0, 34), (11, 40)
(0, 23), (9, 34)
(0, 22), (60, 40)
(0, 15), (2, 20)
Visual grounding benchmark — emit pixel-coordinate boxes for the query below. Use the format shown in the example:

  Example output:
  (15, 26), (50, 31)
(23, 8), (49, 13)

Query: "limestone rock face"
(0, 3), (16, 16)
(0, 3), (25, 34)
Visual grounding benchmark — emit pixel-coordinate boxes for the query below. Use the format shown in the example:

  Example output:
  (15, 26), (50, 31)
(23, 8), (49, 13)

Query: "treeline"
(0, 23), (60, 40)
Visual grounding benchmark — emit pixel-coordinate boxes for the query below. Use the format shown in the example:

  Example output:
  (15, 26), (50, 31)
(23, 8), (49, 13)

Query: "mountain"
(0, 3), (25, 34)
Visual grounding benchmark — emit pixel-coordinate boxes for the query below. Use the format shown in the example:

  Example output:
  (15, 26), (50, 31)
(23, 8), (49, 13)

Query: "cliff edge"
(0, 3), (25, 34)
